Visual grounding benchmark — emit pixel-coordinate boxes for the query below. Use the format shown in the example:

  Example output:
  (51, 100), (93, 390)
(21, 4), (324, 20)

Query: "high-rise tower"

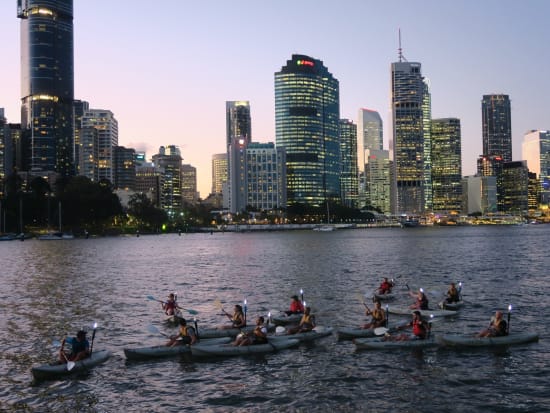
(391, 58), (428, 215)
(482, 94), (512, 162)
(226, 101), (251, 150)
(275, 54), (340, 207)
(18, 0), (75, 177)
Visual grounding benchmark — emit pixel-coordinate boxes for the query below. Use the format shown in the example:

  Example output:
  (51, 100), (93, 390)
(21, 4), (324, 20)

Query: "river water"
(0, 225), (548, 412)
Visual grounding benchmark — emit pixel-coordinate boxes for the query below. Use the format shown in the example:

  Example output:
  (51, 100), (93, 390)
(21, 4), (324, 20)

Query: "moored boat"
(31, 350), (110, 381)
(354, 336), (439, 350)
(37, 232), (74, 240)
(439, 332), (539, 348)
(124, 337), (231, 360)
(189, 337), (300, 358)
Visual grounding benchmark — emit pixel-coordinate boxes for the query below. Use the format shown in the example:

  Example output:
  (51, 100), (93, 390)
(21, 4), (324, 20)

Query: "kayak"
(336, 323), (408, 341)
(372, 292), (396, 301)
(354, 336), (439, 350)
(270, 326), (333, 342)
(197, 324), (276, 339)
(387, 307), (457, 318)
(439, 332), (539, 348)
(189, 337), (300, 358)
(270, 313), (302, 326)
(123, 337), (231, 360)
(31, 350), (111, 381)
(439, 300), (464, 311)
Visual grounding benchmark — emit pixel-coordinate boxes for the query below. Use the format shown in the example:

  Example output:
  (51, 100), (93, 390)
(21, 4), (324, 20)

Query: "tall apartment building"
(211, 153), (227, 195)
(181, 164), (198, 205)
(482, 94), (512, 162)
(81, 109), (118, 183)
(73, 100), (89, 175)
(365, 149), (391, 214)
(152, 145), (183, 215)
(18, 0), (75, 177)
(391, 59), (429, 215)
(339, 119), (358, 208)
(431, 118), (462, 212)
(226, 101), (251, 149)
(523, 130), (550, 205)
(135, 162), (163, 207)
(501, 161), (529, 214)
(275, 54), (340, 207)
(113, 146), (136, 190)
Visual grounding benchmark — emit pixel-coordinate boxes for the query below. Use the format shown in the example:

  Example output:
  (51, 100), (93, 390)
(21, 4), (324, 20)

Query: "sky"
(1, 0), (550, 198)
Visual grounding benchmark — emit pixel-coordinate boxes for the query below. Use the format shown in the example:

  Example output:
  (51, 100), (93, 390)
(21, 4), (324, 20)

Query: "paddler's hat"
(291, 295), (299, 300)
(77, 330), (87, 338)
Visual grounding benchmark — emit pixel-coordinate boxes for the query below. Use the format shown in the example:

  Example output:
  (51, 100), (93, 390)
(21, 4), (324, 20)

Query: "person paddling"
(233, 316), (268, 346)
(477, 310), (508, 338)
(362, 300), (386, 329)
(59, 330), (90, 363)
(386, 311), (429, 341)
(285, 295), (305, 316)
(444, 282), (460, 304)
(220, 304), (246, 329)
(288, 306), (316, 334)
(409, 288), (429, 310)
(166, 318), (197, 346)
(377, 277), (394, 295)
(162, 293), (178, 316)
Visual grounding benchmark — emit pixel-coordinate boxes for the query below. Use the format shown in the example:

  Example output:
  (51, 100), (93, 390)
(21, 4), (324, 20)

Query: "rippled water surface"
(0, 226), (548, 412)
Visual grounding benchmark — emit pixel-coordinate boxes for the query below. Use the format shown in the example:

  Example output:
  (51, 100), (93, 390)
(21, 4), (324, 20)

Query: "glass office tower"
(18, 0), (74, 177)
(391, 60), (428, 215)
(226, 101), (251, 150)
(275, 54), (340, 207)
(482, 94), (512, 162)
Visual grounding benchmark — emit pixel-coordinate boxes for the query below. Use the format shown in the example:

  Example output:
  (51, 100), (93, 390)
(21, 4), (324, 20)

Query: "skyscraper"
(152, 145), (183, 215)
(522, 130), (550, 205)
(18, 0), (75, 177)
(391, 59), (428, 215)
(275, 54), (340, 207)
(81, 109), (118, 183)
(357, 108), (383, 171)
(226, 101), (251, 149)
(482, 94), (512, 162)
(211, 153), (227, 195)
(431, 118), (462, 212)
(339, 119), (358, 208)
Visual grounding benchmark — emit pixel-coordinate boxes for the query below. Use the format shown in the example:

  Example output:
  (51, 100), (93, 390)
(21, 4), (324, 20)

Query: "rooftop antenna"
(398, 28), (407, 62)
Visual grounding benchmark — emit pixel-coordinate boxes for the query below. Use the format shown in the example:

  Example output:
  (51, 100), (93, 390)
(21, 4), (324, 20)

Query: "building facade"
(391, 60), (428, 215)
(152, 145), (183, 216)
(339, 119), (358, 208)
(501, 161), (529, 214)
(181, 164), (198, 205)
(522, 130), (550, 206)
(365, 149), (391, 214)
(482, 94), (512, 162)
(431, 118), (462, 212)
(81, 109), (118, 183)
(226, 101), (251, 149)
(462, 175), (497, 215)
(113, 146), (136, 190)
(18, 0), (75, 177)
(211, 153), (227, 196)
(275, 54), (340, 207)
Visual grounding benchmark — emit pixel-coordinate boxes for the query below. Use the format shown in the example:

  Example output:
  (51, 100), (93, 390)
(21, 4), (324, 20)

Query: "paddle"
(193, 318), (200, 340)
(300, 289), (304, 305)
(147, 324), (170, 338)
(59, 337), (76, 371)
(374, 327), (389, 336)
(89, 322), (98, 355)
(146, 295), (199, 315)
(243, 298), (248, 326)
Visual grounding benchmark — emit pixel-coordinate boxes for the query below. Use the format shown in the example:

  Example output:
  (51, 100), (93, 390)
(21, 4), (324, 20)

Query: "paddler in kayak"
(288, 306), (316, 334)
(443, 282), (460, 304)
(476, 310), (508, 338)
(385, 311), (429, 341)
(377, 277), (394, 295)
(220, 304), (246, 329)
(285, 295), (305, 316)
(362, 299), (386, 329)
(59, 330), (90, 362)
(408, 288), (429, 310)
(233, 316), (268, 346)
(162, 293), (178, 316)
(167, 318), (197, 346)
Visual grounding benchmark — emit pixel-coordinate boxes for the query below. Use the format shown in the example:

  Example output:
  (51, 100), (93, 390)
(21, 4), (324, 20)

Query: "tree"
(127, 193), (167, 231)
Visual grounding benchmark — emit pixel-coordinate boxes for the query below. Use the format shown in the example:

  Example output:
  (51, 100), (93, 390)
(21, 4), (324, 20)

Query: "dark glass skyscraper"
(482, 94), (512, 162)
(391, 60), (429, 215)
(275, 54), (340, 207)
(18, 0), (75, 177)
(226, 101), (251, 150)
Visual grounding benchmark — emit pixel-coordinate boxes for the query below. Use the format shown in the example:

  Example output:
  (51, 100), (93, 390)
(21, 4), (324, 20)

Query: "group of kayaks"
(31, 288), (540, 381)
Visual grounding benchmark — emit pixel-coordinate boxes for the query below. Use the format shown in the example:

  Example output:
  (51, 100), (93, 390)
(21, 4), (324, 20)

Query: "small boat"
(439, 332), (539, 348)
(372, 292), (396, 301)
(124, 337), (231, 360)
(31, 350), (110, 381)
(37, 232), (74, 240)
(354, 336), (439, 350)
(0, 233), (16, 241)
(387, 307), (457, 318)
(269, 326), (333, 342)
(189, 337), (300, 358)
(270, 313), (303, 326)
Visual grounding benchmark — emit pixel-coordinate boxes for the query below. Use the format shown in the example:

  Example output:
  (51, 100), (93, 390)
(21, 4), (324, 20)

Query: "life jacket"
(372, 308), (385, 322)
(290, 301), (304, 313)
(232, 312), (245, 327)
(412, 319), (427, 339)
(301, 313), (314, 325)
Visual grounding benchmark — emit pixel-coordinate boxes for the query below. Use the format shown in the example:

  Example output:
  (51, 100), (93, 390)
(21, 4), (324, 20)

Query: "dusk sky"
(1, 1), (549, 197)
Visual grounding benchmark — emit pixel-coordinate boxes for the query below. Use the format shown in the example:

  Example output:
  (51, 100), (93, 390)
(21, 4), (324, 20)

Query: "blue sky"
(1, 0), (549, 197)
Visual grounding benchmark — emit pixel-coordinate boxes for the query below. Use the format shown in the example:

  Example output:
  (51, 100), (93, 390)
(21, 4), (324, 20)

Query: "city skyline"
(1, 1), (550, 197)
